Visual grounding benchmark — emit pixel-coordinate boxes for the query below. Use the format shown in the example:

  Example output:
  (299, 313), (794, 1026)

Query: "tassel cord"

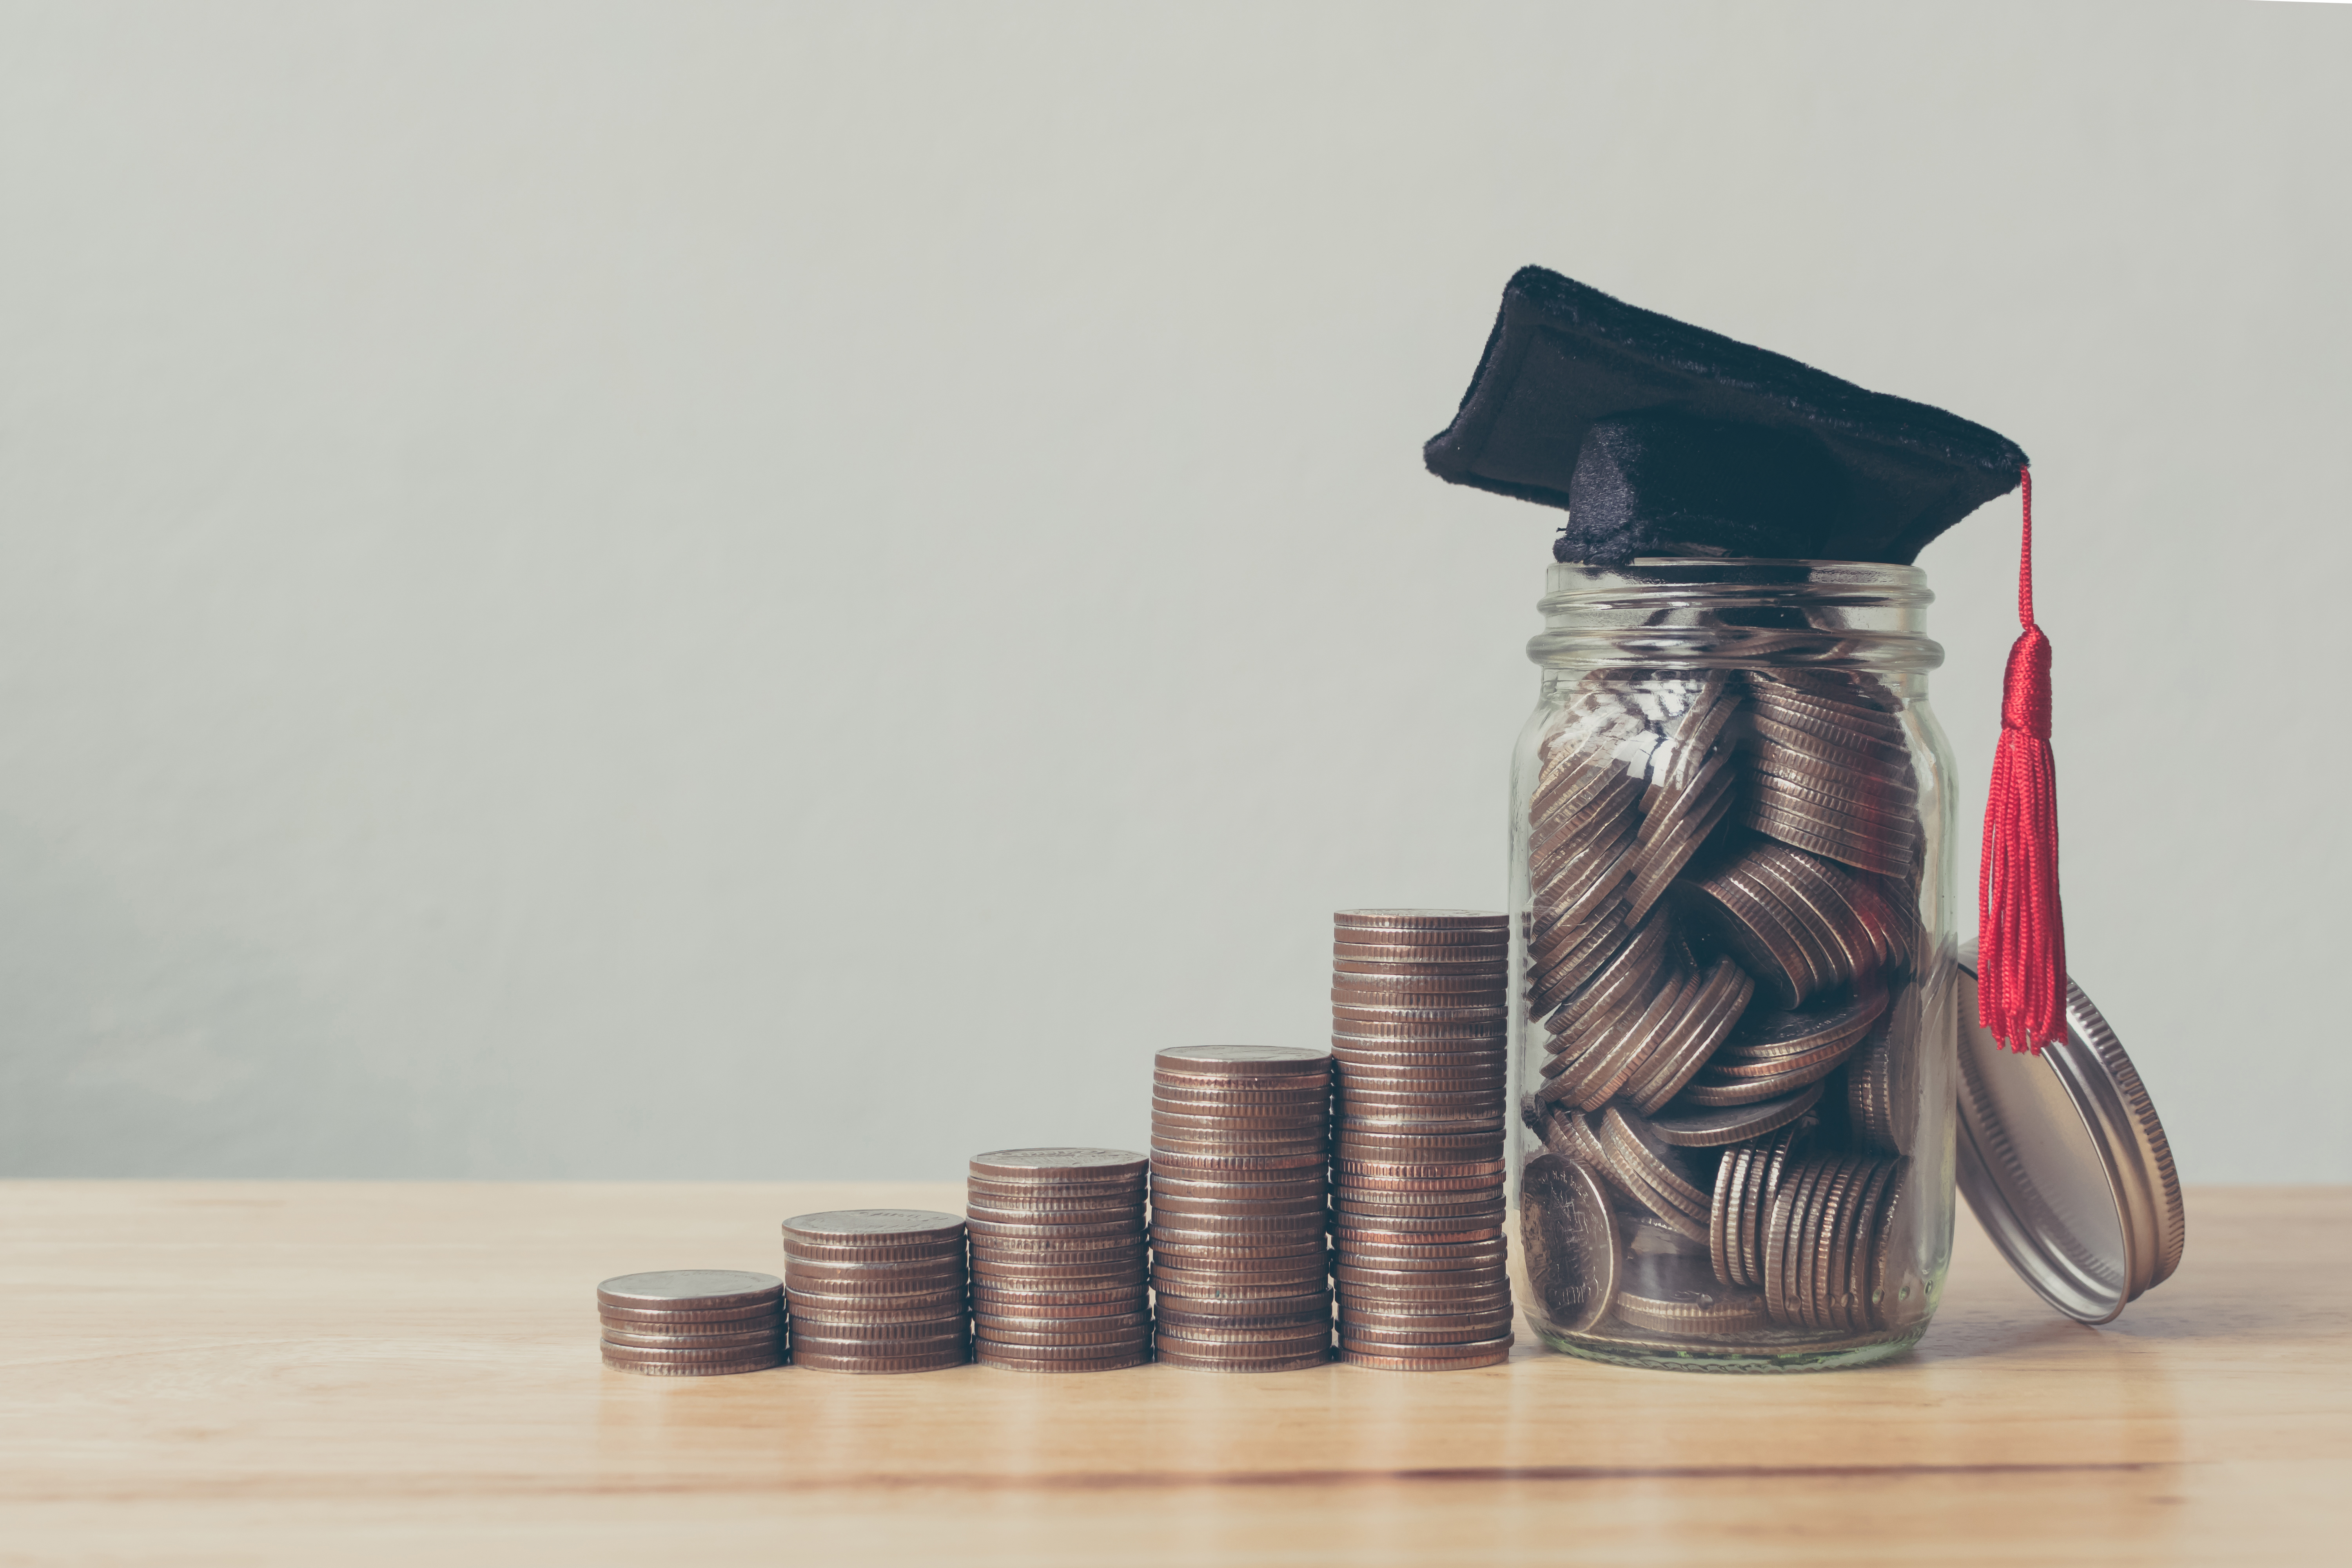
(1977, 467), (2069, 1053)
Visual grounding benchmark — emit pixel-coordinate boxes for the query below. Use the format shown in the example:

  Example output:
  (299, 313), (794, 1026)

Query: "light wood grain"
(1, 1182), (2344, 1565)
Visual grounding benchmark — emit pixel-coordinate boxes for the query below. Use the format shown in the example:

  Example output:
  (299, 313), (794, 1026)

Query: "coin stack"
(1329, 909), (1515, 1371)
(1149, 1045), (1334, 1372)
(1515, 665), (1933, 1351)
(596, 1269), (785, 1376)
(967, 1147), (1151, 1372)
(779, 1210), (970, 1373)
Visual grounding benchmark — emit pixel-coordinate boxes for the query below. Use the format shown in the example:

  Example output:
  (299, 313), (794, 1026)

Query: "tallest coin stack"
(1329, 909), (1516, 1368)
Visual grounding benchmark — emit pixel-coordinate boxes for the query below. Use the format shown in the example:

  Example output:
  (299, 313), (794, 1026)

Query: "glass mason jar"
(1512, 559), (1958, 1372)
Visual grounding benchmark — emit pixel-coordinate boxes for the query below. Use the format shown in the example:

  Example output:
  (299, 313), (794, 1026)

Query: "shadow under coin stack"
(967, 1147), (1152, 1372)
(779, 1210), (970, 1373)
(596, 1269), (785, 1376)
(1329, 909), (1516, 1370)
(1149, 1045), (1335, 1372)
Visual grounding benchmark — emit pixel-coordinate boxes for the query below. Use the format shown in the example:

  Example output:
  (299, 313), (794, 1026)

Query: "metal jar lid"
(1954, 942), (2186, 1323)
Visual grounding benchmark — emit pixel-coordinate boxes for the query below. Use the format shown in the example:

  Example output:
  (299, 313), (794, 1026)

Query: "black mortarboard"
(1423, 267), (2028, 565)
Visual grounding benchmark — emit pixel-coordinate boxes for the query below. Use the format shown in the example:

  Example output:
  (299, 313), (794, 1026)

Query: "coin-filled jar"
(1512, 559), (1957, 1371)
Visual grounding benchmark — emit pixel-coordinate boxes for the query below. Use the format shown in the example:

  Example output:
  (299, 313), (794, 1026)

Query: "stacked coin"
(1149, 1045), (1334, 1372)
(1758, 1151), (1910, 1330)
(780, 1210), (969, 1373)
(1329, 909), (1514, 1370)
(1514, 662), (1935, 1353)
(967, 1147), (1151, 1372)
(596, 1269), (785, 1376)
(1739, 670), (1920, 878)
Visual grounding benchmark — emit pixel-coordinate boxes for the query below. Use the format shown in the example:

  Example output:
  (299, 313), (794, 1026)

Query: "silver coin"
(595, 1270), (782, 1312)
(1518, 1153), (1619, 1334)
(1649, 1079), (1825, 1148)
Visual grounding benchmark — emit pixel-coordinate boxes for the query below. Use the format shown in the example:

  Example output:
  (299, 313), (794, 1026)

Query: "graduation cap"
(1423, 266), (2027, 566)
(1423, 265), (2065, 1051)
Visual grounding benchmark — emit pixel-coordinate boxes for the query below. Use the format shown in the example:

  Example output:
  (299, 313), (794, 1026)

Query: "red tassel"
(1977, 466), (2067, 1052)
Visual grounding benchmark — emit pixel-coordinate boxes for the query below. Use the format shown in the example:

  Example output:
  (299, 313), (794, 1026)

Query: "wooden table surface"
(2, 1182), (2345, 1566)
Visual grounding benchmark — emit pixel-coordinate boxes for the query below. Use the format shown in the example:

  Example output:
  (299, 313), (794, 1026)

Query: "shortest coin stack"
(780, 1210), (970, 1374)
(967, 1147), (1152, 1372)
(597, 1269), (785, 1376)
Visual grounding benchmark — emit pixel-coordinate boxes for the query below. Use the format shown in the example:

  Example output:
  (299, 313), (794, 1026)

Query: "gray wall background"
(3, 2), (2345, 1182)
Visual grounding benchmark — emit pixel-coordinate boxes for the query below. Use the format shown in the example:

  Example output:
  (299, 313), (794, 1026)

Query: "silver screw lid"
(1955, 942), (2186, 1323)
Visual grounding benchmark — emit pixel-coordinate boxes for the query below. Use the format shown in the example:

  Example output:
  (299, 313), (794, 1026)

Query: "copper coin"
(1335, 1173), (1507, 1196)
(601, 1350), (781, 1377)
(597, 1302), (783, 1329)
(1331, 1050), (1508, 1072)
(596, 1270), (782, 1313)
(1150, 1249), (1326, 1274)
(779, 1236), (967, 1270)
(969, 1232), (1143, 1260)
(1337, 1343), (1511, 1371)
(784, 1307), (965, 1335)
(1151, 1260), (1330, 1288)
(1338, 1090), (1506, 1112)
(1597, 1107), (1711, 1221)
(1518, 1152), (1619, 1333)
(780, 1210), (966, 1247)
(977, 1350), (1150, 1373)
(1338, 1308), (1515, 1334)
(967, 1148), (1150, 1182)
(1333, 944), (1508, 965)
(970, 1263), (1142, 1287)
(1708, 1143), (1750, 1287)
(1648, 1081), (1826, 1150)
(1149, 1106), (1327, 1127)
(966, 1209), (1142, 1233)
(790, 1350), (967, 1375)
(964, 1188), (1144, 1214)
(1147, 1150), (1326, 1177)
(1332, 1213), (1504, 1239)
(1151, 1292), (1329, 1323)
(1149, 1219), (1328, 1245)
(1331, 979), (1506, 1005)
(964, 1203), (1143, 1229)
(1148, 1200), (1325, 1223)
(1339, 1321), (1515, 1348)
(969, 1287), (1146, 1312)
(1332, 956), (1510, 978)
(1334, 909), (1508, 932)
(971, 1328), (1152, 1355)
(1154, 1350), (1331, 1374)
(781, 1260), (964, 1298)
(785, 1289), (965, 1319)
(598, 1339), (793, 1367)
(970, 1285), (1148, 1311)
(1334, 1156), (1504, 1180)
(1153, 1068), (1329, 1091)
(1334, 1241), (1506, 1268)
(1333, 1196), (1505, 1221)
(1151, 1082), (1330, 1106)
(1612, 1252), (1769, 1334)
(1149, 1171), (1325, 1196)
(1332, 1263), (1510, 1291)
(1332, 1017), (1510, 1040)
(600, 1324), (784, 1351)
(1155, 1045), (1330, 1074)
(1154, 1330), (1330, 1353)
(1335, 1074), (1507, 1096)
(1331, 1003), (1509, 1026)
(974, 1308), (1151, 1334)
(1681, 1049), (1857, 1107)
